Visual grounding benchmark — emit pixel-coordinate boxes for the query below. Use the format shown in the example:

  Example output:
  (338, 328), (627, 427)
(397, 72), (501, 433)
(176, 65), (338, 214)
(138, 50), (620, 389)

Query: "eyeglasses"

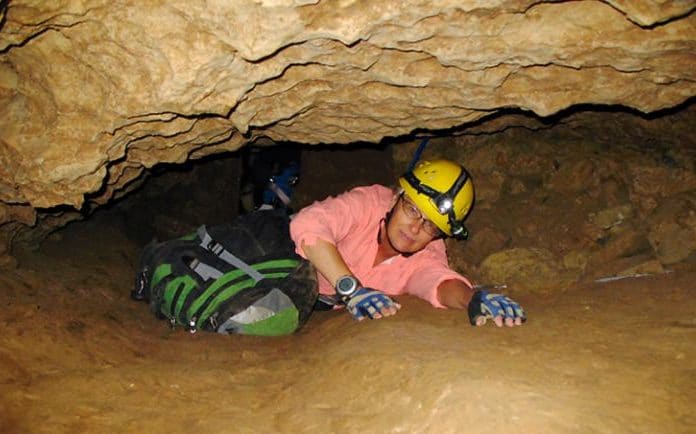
(399, 195), (442, 237)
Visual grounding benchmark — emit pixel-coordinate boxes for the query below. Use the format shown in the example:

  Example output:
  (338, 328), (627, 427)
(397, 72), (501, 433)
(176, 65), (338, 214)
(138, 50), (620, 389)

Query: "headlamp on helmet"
(435, 195), (453, 214)
(398, 159), (475, 240)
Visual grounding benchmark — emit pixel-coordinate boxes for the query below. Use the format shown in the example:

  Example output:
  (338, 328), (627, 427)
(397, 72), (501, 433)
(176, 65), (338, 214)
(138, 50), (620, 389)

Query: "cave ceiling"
(0, 0), (694, 248)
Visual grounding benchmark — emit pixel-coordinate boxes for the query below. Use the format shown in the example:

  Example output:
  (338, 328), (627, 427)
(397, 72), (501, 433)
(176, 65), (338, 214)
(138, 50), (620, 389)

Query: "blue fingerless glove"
(346, 288), (397, 321)
(468, 290), (526, 326)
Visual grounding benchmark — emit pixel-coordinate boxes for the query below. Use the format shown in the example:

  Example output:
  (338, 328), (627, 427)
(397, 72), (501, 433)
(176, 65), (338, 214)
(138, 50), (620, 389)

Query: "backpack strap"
(194, 226), (266, 283)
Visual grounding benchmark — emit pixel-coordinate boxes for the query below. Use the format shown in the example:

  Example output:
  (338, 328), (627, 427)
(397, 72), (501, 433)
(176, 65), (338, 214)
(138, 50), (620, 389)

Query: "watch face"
(336, 275), (358, 297)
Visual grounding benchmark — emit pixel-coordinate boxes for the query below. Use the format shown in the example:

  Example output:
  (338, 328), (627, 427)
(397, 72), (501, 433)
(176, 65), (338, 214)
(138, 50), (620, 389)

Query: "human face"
(384, 194), (440, 253)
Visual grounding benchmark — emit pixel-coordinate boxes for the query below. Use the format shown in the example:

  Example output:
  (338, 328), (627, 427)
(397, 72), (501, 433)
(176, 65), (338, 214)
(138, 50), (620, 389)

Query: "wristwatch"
(335, 274), (360, 303)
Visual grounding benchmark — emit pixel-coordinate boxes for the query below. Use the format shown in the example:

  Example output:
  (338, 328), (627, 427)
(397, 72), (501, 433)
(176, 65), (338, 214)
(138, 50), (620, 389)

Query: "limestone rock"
(480, 248), (579, 293)
(563, 250), (591, 273)
(588, 225), (652, 268)
(589, 204), (634, 230)
(1, 0), (695, 214)
(1, 0), (695, 265)
(472, 170), (506, 209)
(604, 0), (696, 26)
(447, 226), (509, 275)
(546, 160), (597, 193)
(616, 259), (666, 277)
(628, 166), (696, 215)
(647, 193), (696, 265)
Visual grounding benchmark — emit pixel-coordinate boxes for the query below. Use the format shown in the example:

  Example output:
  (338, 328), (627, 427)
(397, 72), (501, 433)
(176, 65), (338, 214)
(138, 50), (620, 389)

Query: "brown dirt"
(1, 209), (694, 434)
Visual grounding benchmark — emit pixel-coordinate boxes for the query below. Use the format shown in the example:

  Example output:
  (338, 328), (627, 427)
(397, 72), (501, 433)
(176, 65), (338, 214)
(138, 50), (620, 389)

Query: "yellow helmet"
(398, 159), (475, 239)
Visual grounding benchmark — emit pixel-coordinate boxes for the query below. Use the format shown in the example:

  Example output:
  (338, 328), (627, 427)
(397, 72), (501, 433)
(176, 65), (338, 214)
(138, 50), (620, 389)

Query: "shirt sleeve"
(403, 245), (474, 308)
(290, 185), (387, 258)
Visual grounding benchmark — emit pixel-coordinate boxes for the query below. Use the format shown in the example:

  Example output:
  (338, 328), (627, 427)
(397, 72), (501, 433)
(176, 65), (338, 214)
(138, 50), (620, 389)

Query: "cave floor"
(1, 212), (694, 434)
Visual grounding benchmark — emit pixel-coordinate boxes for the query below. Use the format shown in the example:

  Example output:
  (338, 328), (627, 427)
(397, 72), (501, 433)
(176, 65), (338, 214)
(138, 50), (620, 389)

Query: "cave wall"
(394, 104), (696, 291)
(1, 0), (695, 266)
(94, 104), (696, 293)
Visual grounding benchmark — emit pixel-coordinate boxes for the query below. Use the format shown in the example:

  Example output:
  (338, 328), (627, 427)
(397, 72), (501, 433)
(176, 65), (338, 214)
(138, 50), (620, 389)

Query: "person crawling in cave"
(132, 158), (525, 335)
(290, 158), (526, 327)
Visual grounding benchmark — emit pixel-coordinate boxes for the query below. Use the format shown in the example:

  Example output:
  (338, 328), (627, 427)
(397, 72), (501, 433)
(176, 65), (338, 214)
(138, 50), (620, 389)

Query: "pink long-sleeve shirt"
(289, 184), (472, 308)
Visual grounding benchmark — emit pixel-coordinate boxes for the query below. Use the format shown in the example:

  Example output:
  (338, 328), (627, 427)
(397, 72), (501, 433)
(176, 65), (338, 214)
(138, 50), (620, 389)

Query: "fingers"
(494, 295), (525, 327)
(475, 292), (526, 327)
(478, 315), (519, 327)
(367, 299), (400, 320)
(348, 290), (400, 321)
(380, 302), (401, 316)
(350, 307), (366, 321)
(474, 315), (515, 327)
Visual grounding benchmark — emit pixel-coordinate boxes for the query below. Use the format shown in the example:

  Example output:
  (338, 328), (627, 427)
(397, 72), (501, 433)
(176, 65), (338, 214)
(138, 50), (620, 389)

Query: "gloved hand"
(346, 288), (400, 321)
(468, 290), (526, 327)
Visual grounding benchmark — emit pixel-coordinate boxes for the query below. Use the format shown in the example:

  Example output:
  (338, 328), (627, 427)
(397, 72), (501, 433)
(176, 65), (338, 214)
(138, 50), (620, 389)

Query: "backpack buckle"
(207, 240), (223, 255)
(187, 318), (198, 334)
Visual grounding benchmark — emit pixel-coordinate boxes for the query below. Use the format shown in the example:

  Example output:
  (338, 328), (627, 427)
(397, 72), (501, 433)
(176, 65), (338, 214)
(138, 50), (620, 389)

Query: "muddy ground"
(0, 195), (694, 434)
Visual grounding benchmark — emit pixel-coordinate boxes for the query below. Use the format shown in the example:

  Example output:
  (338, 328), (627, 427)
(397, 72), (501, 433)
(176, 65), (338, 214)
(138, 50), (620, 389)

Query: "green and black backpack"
(131, 209), (318, 336)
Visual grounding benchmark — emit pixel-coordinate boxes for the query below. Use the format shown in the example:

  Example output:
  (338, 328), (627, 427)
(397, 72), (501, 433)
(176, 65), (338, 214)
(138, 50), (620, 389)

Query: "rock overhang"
(0, 0), (694, 262)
